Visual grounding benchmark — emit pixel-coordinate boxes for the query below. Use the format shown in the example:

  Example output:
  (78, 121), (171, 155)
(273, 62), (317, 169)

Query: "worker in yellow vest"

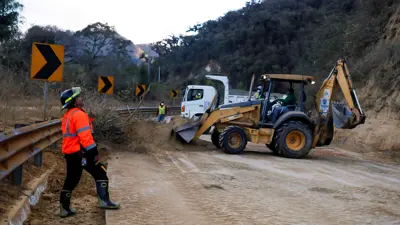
(156, 101), (167, 122)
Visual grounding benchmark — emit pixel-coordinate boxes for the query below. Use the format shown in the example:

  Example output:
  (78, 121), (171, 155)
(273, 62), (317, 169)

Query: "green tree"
(137, 64), (148, 84)
(73, 22), (134, 87)
(0, 0), (23, 43)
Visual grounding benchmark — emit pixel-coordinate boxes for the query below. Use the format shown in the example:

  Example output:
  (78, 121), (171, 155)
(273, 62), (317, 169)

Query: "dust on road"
(106, 133), (400, 225)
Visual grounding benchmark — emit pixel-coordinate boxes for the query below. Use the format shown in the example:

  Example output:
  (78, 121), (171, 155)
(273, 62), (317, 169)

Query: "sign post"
(30, 42), (64, 120)
(170, 90), (179, 106)
(43, 82), (48, 120)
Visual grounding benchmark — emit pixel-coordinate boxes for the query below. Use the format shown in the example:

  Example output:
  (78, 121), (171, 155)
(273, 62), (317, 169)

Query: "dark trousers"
(62, 151), (108, 191)
(157, 114), (165, 122)
(272, 106), (290, 122)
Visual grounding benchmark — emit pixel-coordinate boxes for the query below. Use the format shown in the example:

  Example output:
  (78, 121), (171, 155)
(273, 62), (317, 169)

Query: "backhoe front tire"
(266, 143), (279, 155)
(211, 130), (220, 149)
(266, 132), (279, 155)
(274, 121), (313, 158)
(219, 126), (247, 154)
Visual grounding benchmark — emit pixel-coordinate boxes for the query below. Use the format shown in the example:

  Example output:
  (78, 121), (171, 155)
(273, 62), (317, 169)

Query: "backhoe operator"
(59, 87), (120, 218)
(271, 87), (297, 122)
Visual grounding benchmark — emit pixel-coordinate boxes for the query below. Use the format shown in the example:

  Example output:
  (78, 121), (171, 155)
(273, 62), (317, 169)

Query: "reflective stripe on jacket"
(61, 108), (96, 154)
(158, 105), (166, 115)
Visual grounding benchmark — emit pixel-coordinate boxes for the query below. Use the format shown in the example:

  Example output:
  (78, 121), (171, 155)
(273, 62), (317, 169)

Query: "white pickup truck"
(181, 75), (253, 120)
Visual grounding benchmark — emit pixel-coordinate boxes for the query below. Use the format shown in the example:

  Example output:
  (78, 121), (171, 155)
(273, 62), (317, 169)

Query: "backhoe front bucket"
(173, 121), (200, 143)
(332, 103), (364, 129)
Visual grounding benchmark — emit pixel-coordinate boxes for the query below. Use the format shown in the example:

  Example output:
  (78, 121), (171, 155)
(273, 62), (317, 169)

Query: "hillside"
(334, 3), (400, 155)
(152, 0), (398, 86)
(135, 44), (159, 58)
(151, 0), (400, 153)
(73, 29), (141, 64)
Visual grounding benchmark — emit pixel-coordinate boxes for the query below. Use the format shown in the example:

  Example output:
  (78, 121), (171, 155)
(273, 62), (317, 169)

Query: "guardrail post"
(34, 152), (43, 167)
(11, 166), (23, 185)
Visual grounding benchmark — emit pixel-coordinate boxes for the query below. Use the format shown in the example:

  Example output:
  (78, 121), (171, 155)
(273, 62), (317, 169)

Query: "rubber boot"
(59, 190), (77, 218)
(95, 180), (120, 209)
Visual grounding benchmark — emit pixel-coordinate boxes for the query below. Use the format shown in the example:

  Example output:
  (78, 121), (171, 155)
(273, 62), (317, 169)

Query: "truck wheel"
(211, 130), (220, 149)
(275, 121), (313, 158)
(219, 126), (247, 154)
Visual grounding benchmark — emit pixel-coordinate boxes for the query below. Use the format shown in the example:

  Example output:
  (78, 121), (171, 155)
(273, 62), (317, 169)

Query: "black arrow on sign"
(33, 43), (62, 79)
(172, 90), (177, 97)
(137, 85), (145, 96)
(100, 76), (112, 93)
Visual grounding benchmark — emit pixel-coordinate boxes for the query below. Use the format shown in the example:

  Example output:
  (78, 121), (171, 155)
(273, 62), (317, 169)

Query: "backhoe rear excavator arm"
(312, 59), (366, 147)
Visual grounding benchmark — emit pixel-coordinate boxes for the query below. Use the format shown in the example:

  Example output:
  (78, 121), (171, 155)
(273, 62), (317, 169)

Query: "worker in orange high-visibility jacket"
(59, 87), (120, 218)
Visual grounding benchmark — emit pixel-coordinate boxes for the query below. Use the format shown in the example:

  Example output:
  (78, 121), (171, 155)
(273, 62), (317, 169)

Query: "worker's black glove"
(83, 146), (99, 162)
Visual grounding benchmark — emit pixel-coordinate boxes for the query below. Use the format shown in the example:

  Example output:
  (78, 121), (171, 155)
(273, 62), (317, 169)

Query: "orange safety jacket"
(61, 108), (96, 155)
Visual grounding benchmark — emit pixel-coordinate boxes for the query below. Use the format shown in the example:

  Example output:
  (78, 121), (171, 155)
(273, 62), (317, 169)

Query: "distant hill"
(72, 31), (142, 65)
(135, 44), (159, 59)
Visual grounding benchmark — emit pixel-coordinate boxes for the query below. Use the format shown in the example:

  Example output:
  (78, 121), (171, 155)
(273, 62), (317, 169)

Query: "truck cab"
(181, 85), (217, 120)
(181, 75), (257, 120)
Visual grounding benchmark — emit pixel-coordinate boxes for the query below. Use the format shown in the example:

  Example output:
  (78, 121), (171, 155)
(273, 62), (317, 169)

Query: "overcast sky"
(19, 0), (249, 44)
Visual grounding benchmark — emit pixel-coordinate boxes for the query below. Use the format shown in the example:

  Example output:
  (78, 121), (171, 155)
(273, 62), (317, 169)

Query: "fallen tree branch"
(124, 83), (153, 123)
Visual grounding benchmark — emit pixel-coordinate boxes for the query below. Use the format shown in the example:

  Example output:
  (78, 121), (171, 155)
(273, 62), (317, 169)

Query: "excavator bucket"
(332, 103), (364, 129)
(332, 103), (352, 128)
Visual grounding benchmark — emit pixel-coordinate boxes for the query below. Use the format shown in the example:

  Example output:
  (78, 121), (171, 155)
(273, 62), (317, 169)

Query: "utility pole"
(147, 52), (150, 83)
(158, 66), (160, 82)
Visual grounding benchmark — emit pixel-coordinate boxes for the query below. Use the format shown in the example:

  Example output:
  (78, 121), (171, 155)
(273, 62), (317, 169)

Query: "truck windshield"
(187, 89), (204, 101)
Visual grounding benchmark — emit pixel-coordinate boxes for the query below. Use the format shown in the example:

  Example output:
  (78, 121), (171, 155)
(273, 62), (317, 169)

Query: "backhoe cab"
(173, 59), (366, 158)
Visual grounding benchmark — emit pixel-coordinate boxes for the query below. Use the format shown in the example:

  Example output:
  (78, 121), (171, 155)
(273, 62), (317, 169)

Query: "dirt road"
(106, 136), (400, 225)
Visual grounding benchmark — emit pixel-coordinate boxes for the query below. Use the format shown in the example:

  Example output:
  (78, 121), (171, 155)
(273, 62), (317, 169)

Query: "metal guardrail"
(0, 120), (62, 185)
(117, 106), (181, 118)
(0, 106), (182, 185)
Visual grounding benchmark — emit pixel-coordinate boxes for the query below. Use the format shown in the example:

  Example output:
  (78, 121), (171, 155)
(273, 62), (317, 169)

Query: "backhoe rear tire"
(274, 121), (313, 158)
(211, 130), (221, 149)
(219, 126), (247, 154)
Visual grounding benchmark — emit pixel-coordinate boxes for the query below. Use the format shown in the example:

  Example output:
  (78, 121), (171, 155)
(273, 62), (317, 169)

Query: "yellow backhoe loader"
(173, 59), (366, 158)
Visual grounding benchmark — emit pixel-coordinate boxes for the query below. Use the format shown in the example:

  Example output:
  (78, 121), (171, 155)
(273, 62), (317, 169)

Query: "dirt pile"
(123, 116), (210, 154)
